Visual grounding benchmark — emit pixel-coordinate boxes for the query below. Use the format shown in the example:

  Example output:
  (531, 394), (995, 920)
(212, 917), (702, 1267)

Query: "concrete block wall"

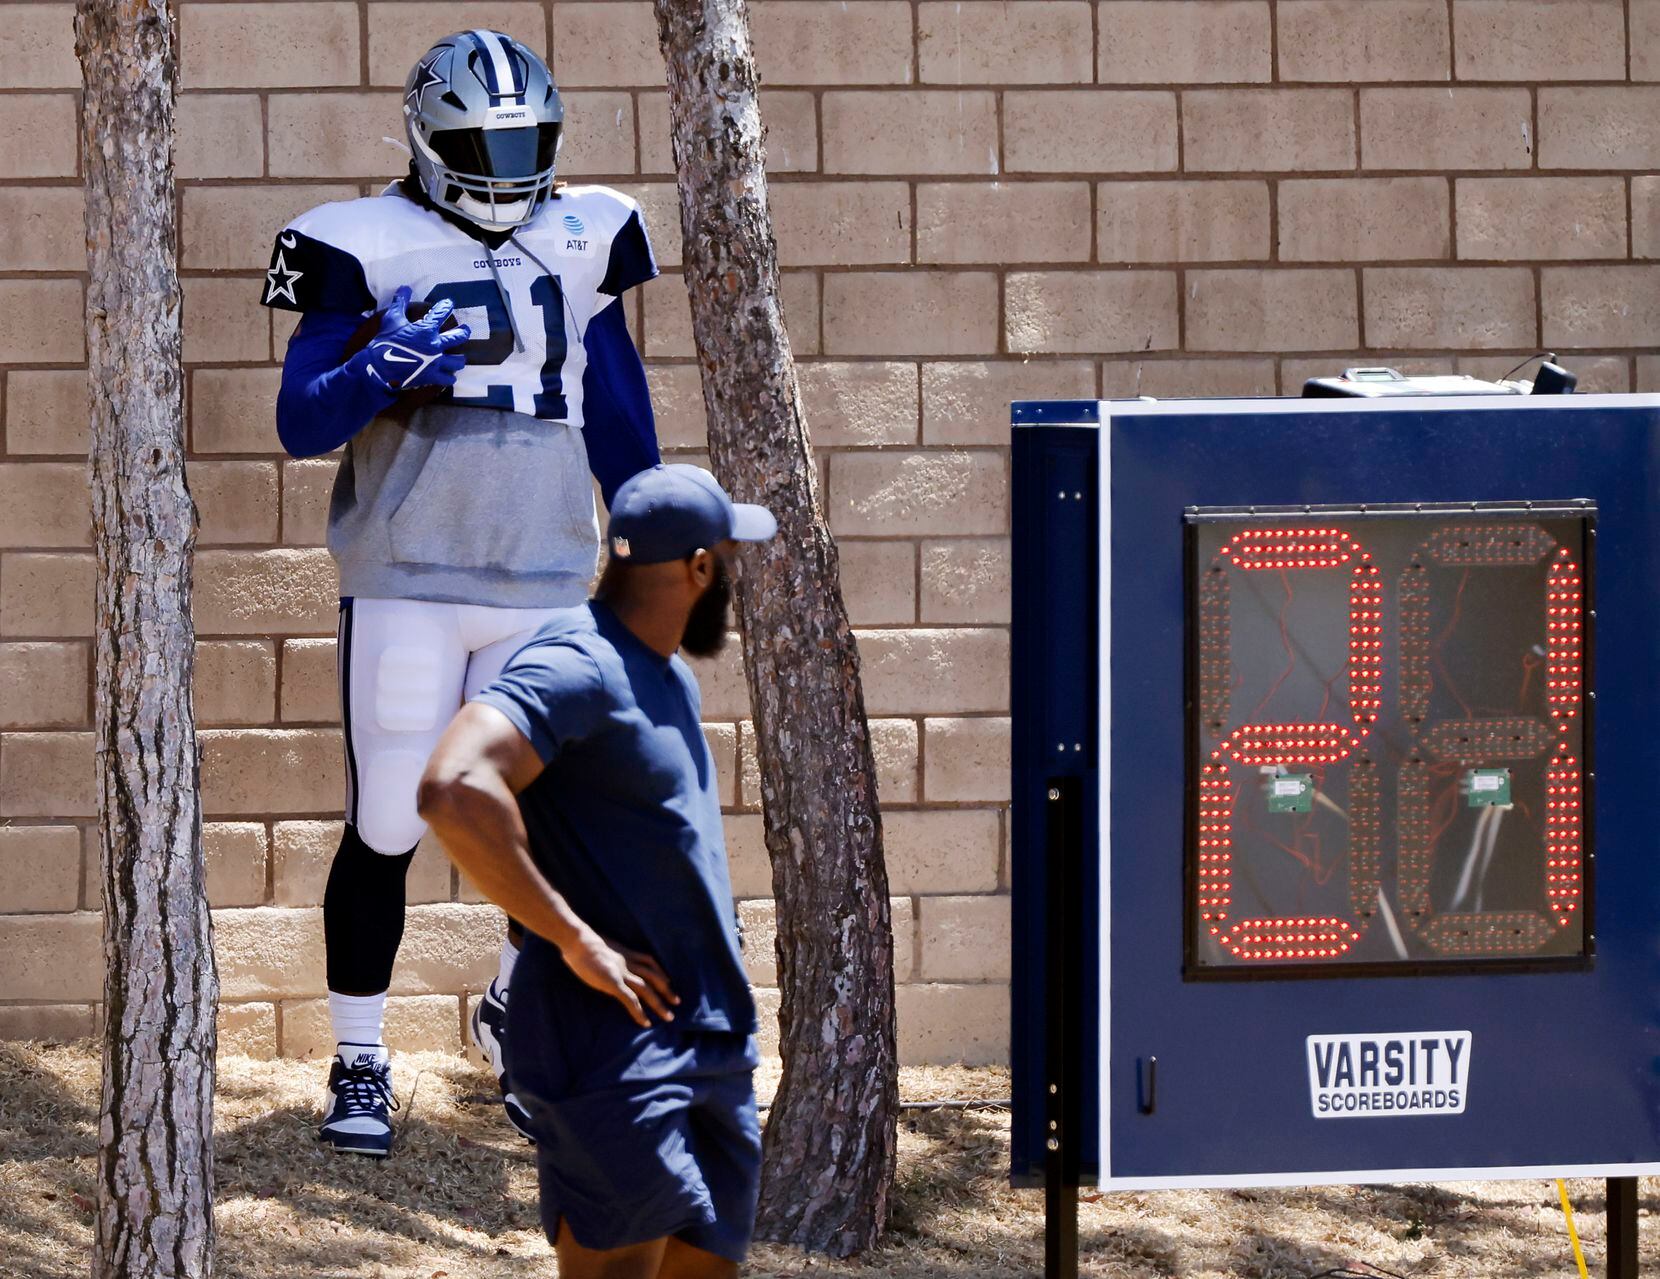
(1, 0), (1656, 1065)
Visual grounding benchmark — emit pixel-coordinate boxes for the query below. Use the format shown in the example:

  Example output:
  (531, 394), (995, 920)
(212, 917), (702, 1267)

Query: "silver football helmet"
(404, 30), (564, 229)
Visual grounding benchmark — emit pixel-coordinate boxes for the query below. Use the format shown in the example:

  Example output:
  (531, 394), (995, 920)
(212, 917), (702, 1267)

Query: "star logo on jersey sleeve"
(264, 250), (303, 305)
(406, 50), (449, 112)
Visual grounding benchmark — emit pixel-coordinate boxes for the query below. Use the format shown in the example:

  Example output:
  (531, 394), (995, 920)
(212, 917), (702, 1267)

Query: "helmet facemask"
(411, 119), (562, 228)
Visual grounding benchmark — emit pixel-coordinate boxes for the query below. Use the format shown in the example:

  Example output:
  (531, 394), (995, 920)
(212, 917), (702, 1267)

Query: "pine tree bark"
(653, 0), (898, 1258)
(77, 2), (217, 1276)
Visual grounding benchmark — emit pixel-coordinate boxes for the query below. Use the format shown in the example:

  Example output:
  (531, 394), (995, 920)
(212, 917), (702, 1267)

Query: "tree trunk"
(77, 2), (217, 1276)
(653, 0), (898, 1258)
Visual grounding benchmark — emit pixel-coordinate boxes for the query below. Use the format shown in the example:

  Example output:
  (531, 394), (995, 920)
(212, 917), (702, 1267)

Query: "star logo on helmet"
(264, 250), (303, 305)
(406, 49), (448, 112)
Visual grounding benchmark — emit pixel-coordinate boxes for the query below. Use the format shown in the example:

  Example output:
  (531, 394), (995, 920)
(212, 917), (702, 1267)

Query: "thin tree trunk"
(76, 2), (216, 1275)
(653, 0), (899, 1258)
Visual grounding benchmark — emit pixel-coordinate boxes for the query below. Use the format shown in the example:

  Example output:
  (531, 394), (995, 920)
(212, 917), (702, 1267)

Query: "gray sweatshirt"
(329, 402), (598, 608)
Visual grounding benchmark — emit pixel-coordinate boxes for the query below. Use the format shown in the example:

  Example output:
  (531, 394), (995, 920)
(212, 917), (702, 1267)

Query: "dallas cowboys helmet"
(404, 30), (564, 229)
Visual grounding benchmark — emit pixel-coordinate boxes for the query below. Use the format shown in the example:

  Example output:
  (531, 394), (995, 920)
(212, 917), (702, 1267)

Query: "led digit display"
(1187, 505), (1592, 975)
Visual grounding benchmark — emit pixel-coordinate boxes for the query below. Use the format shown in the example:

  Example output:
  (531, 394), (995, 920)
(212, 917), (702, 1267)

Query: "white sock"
(329, 991), (386, 1052)
(496, 937), (521, 995)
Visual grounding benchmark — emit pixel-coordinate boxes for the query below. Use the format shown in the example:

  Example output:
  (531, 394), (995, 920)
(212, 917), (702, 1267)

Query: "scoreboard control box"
(1010, 395), (1660, 1190)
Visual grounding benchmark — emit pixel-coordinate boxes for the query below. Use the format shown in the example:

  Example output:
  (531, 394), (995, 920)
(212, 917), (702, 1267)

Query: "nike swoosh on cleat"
(281, 233), (297, 248)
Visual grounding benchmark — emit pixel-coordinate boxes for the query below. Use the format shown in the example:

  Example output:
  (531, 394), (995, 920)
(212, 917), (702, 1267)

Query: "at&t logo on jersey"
(560, 213), (594, 257)
(1306, 1031), (1471, 1118)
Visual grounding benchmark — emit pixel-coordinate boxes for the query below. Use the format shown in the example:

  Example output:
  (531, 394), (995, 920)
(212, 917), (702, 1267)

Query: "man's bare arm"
(417, 703), (677, 1025)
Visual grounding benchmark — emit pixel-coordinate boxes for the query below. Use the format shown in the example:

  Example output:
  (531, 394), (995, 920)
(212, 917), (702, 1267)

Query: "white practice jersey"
(261, 182), (658, 426)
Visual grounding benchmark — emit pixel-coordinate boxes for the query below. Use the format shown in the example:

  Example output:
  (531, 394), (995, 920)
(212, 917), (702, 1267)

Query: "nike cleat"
(319, 1043), (399, 1157)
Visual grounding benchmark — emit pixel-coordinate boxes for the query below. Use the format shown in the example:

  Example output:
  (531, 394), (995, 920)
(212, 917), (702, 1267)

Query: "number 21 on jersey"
(423, 276), (570, 420)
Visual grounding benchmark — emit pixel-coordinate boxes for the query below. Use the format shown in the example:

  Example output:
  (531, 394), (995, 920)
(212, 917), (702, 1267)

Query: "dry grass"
(0, 1040), (1650, 1277)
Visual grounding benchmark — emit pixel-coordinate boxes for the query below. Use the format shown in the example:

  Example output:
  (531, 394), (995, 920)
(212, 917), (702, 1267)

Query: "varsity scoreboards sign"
(1010, 395), (1660, 1191)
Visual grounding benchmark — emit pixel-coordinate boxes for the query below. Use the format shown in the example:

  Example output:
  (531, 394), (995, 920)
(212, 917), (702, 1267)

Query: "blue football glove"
(355, 286), (471, 393)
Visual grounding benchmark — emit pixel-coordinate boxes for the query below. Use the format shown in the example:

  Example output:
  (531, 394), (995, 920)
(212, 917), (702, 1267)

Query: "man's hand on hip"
(560, 926), (680, 1028)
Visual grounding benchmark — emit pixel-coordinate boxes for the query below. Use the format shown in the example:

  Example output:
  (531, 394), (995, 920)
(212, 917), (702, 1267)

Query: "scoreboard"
(1010, 395), (1660, 1191)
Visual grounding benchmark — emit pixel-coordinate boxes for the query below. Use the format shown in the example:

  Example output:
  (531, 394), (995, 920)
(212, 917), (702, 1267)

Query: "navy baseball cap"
(606, 464), (777, 564)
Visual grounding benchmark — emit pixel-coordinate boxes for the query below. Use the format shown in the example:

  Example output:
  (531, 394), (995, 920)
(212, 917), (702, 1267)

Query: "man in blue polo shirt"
(416, 464), (776, 1279)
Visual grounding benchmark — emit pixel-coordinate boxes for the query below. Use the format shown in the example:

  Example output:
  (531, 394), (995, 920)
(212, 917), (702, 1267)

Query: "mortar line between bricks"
(1626, 0), (1634, 82)
(1174, 86), (1185, 173)
(907, 179), (918, 266)
(1447, 174), (1459, 260)
(78, 828), (94, 912)
(1531, 87), (1540, 169)
(155, 76), (1660, 98)
(356, 0), (369, 88)
(1446, 0), (1458, 82)
(1627, 175), (1635, 259)
(1534, 264), (1544, 347)
(630, 88), (643, 172)
(909, 0), (920, 87)
(1351, 85), (1362, 171)
(1090, 0), (1100, 86)
(913, 715), (927, 803)
(1087, 171), (1098, 267)
(0, 76), (1646, 98)
(159, 164), (1657, 187)
(0, 998), (102, 1010)
(1269, 0), (1281, 82)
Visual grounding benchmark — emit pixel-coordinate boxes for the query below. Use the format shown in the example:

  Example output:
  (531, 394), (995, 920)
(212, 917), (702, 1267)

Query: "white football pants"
(337, 596), (570, 854)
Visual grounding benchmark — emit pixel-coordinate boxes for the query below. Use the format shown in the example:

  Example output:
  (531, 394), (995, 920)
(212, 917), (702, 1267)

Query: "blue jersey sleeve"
(275, 311), (396, 458)
(580, 302), (661, 508)
(473, 643), (610, 764)
(598, 209), (659, 297)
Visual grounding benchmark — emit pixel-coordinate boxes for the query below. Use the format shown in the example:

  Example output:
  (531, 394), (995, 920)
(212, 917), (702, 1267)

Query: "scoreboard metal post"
(1011, 395), (1660, 1268)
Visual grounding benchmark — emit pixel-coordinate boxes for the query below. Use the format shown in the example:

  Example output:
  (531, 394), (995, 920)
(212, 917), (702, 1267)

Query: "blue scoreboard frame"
(1011, 394), (1660, 1192)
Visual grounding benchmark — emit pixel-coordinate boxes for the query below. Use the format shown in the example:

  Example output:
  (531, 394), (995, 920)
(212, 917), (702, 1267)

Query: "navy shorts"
(505, 936), (761, 1263)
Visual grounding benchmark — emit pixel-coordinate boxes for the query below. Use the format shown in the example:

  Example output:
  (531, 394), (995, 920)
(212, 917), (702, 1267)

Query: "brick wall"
(0, 0), (1655, 1065)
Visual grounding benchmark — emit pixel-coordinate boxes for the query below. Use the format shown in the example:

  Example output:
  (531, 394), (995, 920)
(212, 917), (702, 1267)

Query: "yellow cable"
(1556, 1178), (1591, 1279)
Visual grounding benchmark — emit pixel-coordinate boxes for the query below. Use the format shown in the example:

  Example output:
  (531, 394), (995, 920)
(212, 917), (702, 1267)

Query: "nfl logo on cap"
(604, 464), (778, 565)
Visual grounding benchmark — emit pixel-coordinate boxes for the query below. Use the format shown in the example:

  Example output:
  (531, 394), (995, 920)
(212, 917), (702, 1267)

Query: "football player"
(261, 29), (663, 1157)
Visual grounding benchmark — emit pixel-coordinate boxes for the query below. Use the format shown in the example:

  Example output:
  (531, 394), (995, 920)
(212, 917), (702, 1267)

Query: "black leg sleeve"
(323, 822), (416, 995)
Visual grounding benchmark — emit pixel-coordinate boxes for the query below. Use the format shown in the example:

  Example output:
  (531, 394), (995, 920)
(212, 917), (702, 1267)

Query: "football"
(343, 298), (462, 419)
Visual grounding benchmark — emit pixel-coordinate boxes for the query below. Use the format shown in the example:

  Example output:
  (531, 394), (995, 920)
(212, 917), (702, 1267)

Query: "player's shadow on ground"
(0, 1042), (97, 1163)
(877, 1105), (1065, 1270)
(211, 1090), (543, 1276)
(0, 1043), (103, 1279)
(885, 1106), (1008, 1229)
